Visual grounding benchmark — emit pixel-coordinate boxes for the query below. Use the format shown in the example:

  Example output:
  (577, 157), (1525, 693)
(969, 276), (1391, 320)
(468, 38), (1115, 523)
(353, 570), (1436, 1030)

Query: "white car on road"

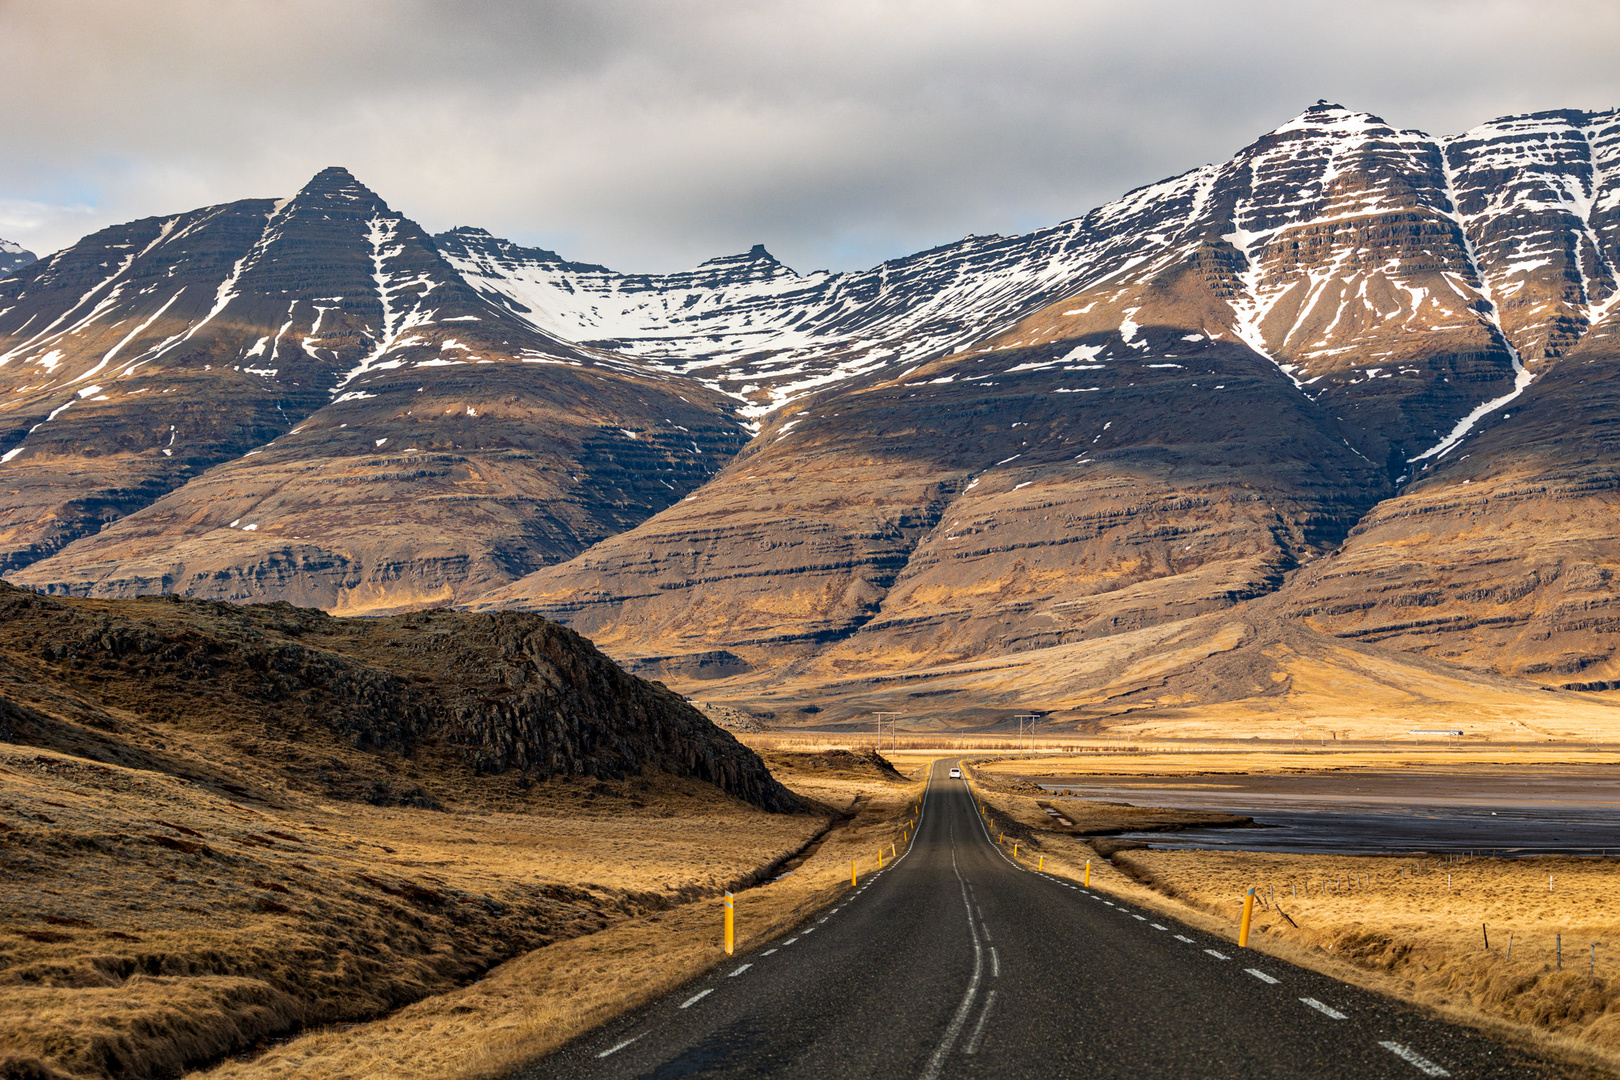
(949, 768), (962, 778)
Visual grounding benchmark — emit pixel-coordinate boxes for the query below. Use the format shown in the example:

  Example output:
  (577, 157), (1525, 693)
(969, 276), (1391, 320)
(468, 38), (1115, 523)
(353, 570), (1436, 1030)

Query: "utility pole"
(872, 712), (902, 753)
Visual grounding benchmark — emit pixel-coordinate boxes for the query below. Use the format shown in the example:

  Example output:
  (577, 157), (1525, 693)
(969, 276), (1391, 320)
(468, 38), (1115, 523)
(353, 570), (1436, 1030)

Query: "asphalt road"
(517, 760), (1568, 1079)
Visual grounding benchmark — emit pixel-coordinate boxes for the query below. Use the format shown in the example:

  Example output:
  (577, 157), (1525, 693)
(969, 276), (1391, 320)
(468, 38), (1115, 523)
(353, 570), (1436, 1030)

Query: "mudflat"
(1036, 765), (1620, 854)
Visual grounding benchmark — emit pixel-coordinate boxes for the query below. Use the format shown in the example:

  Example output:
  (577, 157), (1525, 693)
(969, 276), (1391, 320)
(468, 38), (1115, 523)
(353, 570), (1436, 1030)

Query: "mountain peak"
(698, 243), (785, 271)
(295, 166), (388, 210)
(1267, 101), (1390, 139)
(0, 236), (36, 276)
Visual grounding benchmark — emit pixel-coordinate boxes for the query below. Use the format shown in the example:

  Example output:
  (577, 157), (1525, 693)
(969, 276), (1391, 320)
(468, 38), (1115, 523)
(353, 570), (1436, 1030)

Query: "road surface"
(516, 760), (1565, 1079)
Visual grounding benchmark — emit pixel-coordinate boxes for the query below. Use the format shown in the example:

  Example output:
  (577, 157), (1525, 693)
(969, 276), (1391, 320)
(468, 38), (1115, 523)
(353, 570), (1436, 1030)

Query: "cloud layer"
(2, 0), (1617, 272)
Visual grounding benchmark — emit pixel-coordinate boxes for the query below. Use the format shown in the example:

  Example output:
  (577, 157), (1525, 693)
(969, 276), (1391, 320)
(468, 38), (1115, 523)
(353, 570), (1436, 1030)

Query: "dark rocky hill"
(0, 580), (796, 811)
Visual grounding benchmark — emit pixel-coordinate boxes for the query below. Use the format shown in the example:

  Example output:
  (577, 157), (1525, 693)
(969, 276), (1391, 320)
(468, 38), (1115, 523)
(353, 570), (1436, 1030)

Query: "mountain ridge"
(6, 103), (1620, 716)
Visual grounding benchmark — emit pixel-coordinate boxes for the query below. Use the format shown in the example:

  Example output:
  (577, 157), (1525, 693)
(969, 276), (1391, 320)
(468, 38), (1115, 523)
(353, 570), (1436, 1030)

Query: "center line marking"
(990, 947), (999, 977)
(1300, 997), (1347, 1019)
(761, 948), (778, 956)
(678, 989), (712, 1009)
(596, 1032), (645, 1058)
(1174, 935), (1195, 944)
(963, 989), (998, 1055)
(728, 963), (752, 977)
(782, 937), (798, 946)
(1205, 949), (1231, 960)
(921, 844), (984, 1080)
(1151, 923), (1168, 931)
(1378, 1041), (1451, 1076)
(1244, 968), (1279, 984)
(1131, 914), (1147, 921)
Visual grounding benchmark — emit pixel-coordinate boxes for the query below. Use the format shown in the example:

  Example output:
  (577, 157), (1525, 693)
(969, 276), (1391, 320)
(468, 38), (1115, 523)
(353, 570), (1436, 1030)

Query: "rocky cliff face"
(0, 580), (796, 810)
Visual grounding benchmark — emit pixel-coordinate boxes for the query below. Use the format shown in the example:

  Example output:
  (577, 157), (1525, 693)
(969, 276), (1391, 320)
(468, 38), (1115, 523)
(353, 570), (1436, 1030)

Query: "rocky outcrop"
(0, 580), (796, 810)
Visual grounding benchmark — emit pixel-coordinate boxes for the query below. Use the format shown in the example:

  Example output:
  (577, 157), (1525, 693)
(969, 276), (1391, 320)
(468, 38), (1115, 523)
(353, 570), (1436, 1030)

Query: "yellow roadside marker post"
(1239, 887), (1255, 948)
(852, 861), (858, 886)
(890, 842), (896, 859)
(1039, 856), (1044, 871)
(1013, 842), (1019, 857)
(879, 849), (884, 868)
(724, 892), (735, 956)
(1085, 860), (1091, 887)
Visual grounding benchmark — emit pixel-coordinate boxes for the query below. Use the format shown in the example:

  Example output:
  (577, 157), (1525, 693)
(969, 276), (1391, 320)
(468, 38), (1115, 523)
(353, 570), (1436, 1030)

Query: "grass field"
(192, 750), (923, 1080)
(0, 744), (867, 1080)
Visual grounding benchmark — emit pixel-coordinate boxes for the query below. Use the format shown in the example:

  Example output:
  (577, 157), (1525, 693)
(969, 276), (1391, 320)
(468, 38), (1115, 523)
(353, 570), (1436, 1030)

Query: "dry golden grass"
(961, 754), (1620, 1076)
(192, 752), (923, 1080)
(0, 745), (833, 1080)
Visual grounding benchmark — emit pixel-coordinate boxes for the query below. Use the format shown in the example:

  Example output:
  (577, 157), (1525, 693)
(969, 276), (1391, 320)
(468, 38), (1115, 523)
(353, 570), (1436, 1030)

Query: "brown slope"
(475, 265), (1392, 681)
(1273, 311), (1620, 686)
(7, 362), (744, 614)
(684, 591), (1620, 741)
(0, 579), (808, 1080)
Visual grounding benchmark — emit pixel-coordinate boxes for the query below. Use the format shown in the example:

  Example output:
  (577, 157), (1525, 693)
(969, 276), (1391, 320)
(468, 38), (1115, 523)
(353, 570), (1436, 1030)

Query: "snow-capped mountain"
(0, 238), (35, 277)
(7, 102), (1620, 695)
(450, 102), (1620, 460)
(0, 168), (746, 608)
(475, 103), (1620, 688)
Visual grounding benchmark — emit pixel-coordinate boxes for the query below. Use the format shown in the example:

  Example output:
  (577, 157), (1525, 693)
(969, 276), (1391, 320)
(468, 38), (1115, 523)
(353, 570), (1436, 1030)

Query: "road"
(516, 760), (1565, 1079)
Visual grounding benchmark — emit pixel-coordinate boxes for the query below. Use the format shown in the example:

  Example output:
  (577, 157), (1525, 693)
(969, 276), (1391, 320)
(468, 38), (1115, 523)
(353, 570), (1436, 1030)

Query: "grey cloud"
(0, 0), (1616, 272)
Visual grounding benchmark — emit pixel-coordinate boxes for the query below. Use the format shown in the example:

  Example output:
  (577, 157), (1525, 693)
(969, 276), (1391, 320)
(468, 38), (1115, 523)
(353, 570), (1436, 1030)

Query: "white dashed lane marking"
(990, 947), (1000, 977)
(679, 989), (712, 1009)
(1379, 1041), (1450, 1076)
(1300, 997), (1347, 1020)
(1205, 949), (1231, 961)
(728, 964), (752, 977)
(1244, 968), (1280, 985)
(782, 937), (798, 946)
(1151, 923), (1168, 931)
(596, 1033), (645, 1058)
(1174, 935), (1195, 944)
(761, 948), (778, 956)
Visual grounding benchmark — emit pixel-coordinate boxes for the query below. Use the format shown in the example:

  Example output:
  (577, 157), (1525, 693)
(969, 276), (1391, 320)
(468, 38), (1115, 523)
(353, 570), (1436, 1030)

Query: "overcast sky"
(2, 0), (1617, 273)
